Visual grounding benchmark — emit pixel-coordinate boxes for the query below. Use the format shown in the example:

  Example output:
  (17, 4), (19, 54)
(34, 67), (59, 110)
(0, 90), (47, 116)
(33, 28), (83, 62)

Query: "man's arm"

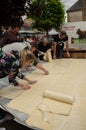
(36, 63), (49, 75)
(53, 42), (57, 59)
(66, 41), (70, 58)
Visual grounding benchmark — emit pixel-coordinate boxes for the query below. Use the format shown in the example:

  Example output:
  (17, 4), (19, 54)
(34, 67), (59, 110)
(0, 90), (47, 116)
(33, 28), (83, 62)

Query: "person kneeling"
(0, 48), (37, 90)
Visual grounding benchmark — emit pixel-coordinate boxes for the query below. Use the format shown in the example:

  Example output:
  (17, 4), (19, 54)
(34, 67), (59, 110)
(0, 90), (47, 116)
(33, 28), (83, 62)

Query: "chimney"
(82, 0), (86, 21)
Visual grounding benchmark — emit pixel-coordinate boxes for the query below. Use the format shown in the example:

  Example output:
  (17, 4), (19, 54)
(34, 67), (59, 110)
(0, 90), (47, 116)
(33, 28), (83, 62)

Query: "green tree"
(28, 0), (65, 35)
(0, 0), (32, 28)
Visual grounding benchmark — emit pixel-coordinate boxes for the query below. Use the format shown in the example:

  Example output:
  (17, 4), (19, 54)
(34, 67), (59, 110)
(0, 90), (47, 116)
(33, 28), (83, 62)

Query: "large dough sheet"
(0, 85), (24, 99)
(7, 59), (86, 130)
(0, 68), (44, 99)
(26, 109), (53, 130)
(0, 79), (28, 99)
(7, 74), (73, 116)
(26, 109), (68, 130)
(26, 68), (46, 80)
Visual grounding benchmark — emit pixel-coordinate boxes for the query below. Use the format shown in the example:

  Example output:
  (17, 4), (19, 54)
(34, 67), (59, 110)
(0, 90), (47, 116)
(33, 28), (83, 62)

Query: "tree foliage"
(0, 0), (31, 27)
(28, 0), (65, 33)
(0, 0), (65, 34)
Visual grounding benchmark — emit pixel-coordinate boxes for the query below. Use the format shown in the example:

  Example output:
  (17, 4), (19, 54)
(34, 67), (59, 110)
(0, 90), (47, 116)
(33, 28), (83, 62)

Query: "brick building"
(67, 0), (86, 22)
(82, 0), (86, 21)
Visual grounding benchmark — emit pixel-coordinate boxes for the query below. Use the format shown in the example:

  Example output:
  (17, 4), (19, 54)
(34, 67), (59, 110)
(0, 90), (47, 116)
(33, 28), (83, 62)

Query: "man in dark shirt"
(53, 30), (70, 59)
(37, 38), (51, 60)
(1, 24), (23, 47)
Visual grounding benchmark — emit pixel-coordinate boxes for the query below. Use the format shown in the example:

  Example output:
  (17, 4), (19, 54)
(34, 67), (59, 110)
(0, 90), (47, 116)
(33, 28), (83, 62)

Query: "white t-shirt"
(2, 41), (31, 53)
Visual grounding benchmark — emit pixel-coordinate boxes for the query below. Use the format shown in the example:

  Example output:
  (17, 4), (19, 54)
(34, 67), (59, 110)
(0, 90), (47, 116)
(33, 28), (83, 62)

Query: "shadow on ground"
(0, 120), (34, 130)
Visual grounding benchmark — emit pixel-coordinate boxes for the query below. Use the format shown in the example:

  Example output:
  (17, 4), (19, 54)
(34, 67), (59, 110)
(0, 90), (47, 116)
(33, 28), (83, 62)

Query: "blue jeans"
(56, 47), (63, 59)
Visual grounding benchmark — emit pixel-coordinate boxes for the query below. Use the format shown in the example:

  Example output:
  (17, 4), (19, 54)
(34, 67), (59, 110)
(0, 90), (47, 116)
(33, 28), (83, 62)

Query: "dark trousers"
(56, 47), (63, 59)
(39, 54), (44, 60)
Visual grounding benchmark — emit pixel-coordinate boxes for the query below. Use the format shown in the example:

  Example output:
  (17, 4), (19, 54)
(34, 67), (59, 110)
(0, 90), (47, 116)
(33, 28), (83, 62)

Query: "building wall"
(62, 21), (86, 43)
(67, 11), (82, 22)
(82, 0), (86, 21)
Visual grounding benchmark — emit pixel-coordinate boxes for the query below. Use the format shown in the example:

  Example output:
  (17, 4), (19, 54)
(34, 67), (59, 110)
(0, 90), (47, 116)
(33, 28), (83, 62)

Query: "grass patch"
(74, 38), (86, 44)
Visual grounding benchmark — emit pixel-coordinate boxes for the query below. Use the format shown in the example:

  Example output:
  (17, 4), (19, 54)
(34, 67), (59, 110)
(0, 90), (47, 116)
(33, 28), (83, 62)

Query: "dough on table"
(0, 85), (24, 99)
(43, 90), (74, 104)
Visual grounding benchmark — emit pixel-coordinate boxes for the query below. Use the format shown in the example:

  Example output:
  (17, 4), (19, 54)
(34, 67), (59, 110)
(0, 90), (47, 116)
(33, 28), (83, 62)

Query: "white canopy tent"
(48, 29), (58, 35)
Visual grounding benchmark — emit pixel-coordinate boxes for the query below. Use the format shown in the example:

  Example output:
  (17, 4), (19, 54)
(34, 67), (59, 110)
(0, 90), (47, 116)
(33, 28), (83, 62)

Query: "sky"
(61, 0), (78, 10)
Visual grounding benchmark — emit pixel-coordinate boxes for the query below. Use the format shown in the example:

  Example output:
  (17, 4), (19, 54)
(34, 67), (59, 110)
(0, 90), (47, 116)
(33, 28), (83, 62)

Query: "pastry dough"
(43, 50), (52, 62)
(7, 59), (86, 130)
(0, 85), (24, 99)
(26, 109), (53, 130)
(43, 90), (74, 104)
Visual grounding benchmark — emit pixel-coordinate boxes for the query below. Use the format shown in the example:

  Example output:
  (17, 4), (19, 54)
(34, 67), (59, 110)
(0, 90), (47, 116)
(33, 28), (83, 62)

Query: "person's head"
(60, 30), (67, 39)
(11, 24), (20, 33)
(11, 18), (23, 33)
(27, 36), (31, 39)
(20, 49), (34, 68)
(30, 42), (38, 52)
(42, 38), (49, 46)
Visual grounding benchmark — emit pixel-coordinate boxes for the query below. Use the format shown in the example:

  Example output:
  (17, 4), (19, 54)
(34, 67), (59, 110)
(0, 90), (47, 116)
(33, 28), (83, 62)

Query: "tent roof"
(23, 18), (33, 27)
(48, 29), (58, 35)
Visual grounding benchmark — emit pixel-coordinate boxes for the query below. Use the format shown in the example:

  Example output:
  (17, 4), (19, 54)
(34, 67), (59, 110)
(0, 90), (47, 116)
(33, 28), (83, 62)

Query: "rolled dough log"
(47, 50), (52, 62)
(43, 90), (74, 104)
(43, 50), (52, 62)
